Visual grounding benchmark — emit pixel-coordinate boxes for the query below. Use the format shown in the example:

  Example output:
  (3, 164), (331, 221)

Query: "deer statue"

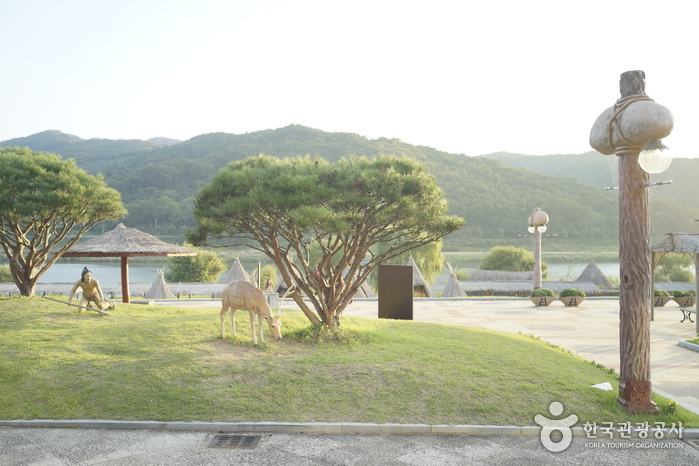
(220, 280), (289, 345)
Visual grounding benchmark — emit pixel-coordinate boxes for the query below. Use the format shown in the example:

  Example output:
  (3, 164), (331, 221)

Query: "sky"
(1, 0), (697, 157)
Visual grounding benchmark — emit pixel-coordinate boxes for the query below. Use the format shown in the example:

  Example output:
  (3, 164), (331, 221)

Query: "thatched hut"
(442, 263), (467, 297)
(354, 279), (377, 298)
(407, 257), (434, 298)
(576, 261), (614, 288)
(144, 269), (176, 299)
(60, 223), (196, 303)
(218, 257), (252, 284)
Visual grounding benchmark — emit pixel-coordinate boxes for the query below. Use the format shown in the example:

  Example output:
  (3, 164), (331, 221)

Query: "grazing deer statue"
(220, 280), (289, 345)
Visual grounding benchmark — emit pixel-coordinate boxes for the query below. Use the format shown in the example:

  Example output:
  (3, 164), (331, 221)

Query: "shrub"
(654, 289), (670, 297)
(531, 288), (554, 297)
(560, 288), (586, 298)
(0, 265), (12, 282)
(165, 244), (226, 282)
(672, 289), (695, 298)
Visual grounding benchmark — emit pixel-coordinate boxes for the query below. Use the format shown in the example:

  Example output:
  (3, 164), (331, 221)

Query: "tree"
(0, 147), (127, 296)
(189, 155), (464, 328)
(655, 253), (695, 283)
(479, 245), (548, 276)
(164, 245), (226, 282)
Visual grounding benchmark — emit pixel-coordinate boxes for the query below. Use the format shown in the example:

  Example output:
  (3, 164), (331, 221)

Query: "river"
(32, 261), (620, 287)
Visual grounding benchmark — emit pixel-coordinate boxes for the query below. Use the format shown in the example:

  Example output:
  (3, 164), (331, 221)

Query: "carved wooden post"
(590, 70), (673, 413)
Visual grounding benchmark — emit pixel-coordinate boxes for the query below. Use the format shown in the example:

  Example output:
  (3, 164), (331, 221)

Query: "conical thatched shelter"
(60, 223), (196, 303)
(576, 261), (614, 288)
(145, 269), (176, 299)
(442, 263), (467, 297)
(407, 256), (434, 297)
(218, 257), (252, 284)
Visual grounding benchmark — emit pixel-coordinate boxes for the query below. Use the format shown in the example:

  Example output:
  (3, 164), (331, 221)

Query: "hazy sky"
(1, 0), (696, 157)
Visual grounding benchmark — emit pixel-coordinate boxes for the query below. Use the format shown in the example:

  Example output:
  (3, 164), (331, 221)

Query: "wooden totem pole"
(589, 71), (674, 413)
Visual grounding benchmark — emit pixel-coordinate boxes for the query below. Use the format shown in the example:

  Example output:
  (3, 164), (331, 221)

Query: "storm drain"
(207, 434), (263, 450)
(685, 439), (699, 451)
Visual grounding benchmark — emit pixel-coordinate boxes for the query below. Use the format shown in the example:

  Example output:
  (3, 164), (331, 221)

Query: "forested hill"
(0, 130), (166, 174)
(486, 151), (699, 213)
(1, 125), (628, 246)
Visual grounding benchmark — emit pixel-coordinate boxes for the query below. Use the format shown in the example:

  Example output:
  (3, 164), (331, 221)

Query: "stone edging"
(1, 420), (697, 439)
(679, 340), (699, 353)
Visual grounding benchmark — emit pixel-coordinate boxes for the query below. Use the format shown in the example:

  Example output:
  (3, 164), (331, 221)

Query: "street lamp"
(590, 70), (673, 413)
(528, 208), (549, 290)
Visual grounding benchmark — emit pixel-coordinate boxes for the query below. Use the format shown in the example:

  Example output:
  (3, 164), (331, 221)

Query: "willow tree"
(189, 155), (464, 328)
(0, 147), (127, 296)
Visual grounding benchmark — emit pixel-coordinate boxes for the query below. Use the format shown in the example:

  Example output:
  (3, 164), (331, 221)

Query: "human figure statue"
(68, 267), (115, 311)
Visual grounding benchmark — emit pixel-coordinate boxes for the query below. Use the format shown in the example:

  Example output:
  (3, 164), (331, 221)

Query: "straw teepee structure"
(407, 256), (434, 297)
(218, 257), (253, 284)
(442, 263), (467, 297)
(145, 268), (176, 299)
(576, 261), (614, 288)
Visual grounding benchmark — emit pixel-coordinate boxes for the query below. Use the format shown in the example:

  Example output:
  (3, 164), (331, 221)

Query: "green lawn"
(1, 297), (696, 427)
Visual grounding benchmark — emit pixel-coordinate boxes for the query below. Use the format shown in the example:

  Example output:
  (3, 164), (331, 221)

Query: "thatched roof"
(471, 270), (533, 281)
(442, 263), (467, 297)
(576, 261), (614, 288)
(354, 280), (377, 298)
(218, 257), (252, 284)
(651, 233), (699, 254)
(61, 223), (196, 257)
(407, 256), (434, 298)
(59, 223), (196, 303)
(144, 269), (175, 299)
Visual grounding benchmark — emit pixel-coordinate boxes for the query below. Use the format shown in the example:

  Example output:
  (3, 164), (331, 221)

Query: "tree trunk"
(18, 281), (36, 297)
(617, 150), (657, 412)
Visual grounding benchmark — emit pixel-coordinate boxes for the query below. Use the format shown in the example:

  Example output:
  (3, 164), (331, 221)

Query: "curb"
(679, 340), (699, 353)
(2, 420), (698, 439)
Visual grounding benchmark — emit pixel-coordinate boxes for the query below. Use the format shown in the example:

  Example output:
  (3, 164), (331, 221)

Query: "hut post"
(121, 256), (130, 304)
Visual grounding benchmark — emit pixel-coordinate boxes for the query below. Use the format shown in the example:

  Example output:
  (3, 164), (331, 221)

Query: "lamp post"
(590, 71), (673, 413)
(528, 208), (549, 289)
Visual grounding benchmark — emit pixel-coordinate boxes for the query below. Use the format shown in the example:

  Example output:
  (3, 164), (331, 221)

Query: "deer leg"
(230, 309), (237, 336)
(220, 307), (228, 339)
(249, 311), (258, 346)
(258, 313), (266, 344)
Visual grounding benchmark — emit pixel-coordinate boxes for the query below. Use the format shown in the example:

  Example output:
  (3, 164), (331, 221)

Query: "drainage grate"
(685, 439), (699, 451)
(207, 434), (262, 450)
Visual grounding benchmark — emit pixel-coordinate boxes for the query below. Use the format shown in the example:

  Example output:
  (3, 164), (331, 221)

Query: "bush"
(560, 288), (586, 298)
(531, 288), (554, 297)
(673, 289), (695, 298)
(480, 245), (548, 276)
(0, 265), (12, 282)
(654, 289), (670, 297)
(164, 244), (226, 282)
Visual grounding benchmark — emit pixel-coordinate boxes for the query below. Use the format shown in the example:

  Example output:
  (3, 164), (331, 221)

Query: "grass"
(1, 297), (697, 428)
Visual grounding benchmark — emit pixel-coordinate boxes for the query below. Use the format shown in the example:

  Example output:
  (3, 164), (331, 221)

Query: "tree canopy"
(0, 147), (127, 296)
(189, 155), (464, 327)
